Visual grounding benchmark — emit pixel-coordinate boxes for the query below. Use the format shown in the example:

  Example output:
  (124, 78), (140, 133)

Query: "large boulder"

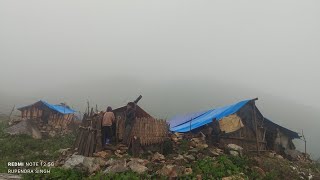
(157, 165), (185, 178)
(5, 119), (42, 139)
(104, 159), (129, 174)
(63, 155), (104, 174)
(227, 144), (243, 156)
(152, 152), (165, 162)
(82, 157), (105, 174)
(62, 155), (85, 169)
(127, 161), (148, 174)
(127, 158), (149, 174)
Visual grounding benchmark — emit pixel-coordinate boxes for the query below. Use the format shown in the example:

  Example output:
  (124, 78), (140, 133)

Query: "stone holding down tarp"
(168, 99), (300, 155)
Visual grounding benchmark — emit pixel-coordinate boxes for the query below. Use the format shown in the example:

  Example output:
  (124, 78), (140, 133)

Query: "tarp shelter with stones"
(168, 98), (300, 155)
(16, 100), (78, 136)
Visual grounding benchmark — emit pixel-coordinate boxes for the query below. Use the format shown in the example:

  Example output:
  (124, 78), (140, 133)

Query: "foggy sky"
(1, 1), (320, 158)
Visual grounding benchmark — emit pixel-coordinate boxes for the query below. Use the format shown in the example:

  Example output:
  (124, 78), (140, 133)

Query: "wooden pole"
(9, 105), (15, 121)
(302, 129), (307, 157)
(86, 101), (89, 115)
(252, 99), (260, 155)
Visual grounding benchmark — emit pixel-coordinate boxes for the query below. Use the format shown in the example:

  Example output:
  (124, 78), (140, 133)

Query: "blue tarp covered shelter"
(169, 99), (251, 133)
(18, 100), (76, 115)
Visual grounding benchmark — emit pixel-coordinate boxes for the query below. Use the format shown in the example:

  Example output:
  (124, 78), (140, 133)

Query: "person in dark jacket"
(124, 102), (136, 145)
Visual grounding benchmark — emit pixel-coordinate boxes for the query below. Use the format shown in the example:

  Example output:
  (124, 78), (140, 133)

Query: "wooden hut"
(74, 105), (168, 157)
(113, 105), (154, 141)
(17, 100), (77, 130)
(169, 98), (300, 154)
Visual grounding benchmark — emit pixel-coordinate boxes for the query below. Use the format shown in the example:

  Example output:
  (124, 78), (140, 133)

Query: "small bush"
(162, 139), (173, 155)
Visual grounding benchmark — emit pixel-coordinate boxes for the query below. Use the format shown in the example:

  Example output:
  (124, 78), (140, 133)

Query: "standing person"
(102, 106), (115, 146)
(212, 119), (221, 146)
(124, 102), (136, 145)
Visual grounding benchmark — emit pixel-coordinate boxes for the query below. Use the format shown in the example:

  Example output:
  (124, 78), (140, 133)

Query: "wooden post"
(9, 105), (15, 121)
(115, 117), (119, 145)
(252, 99), (260, 155)
(302, 129), (307, 157)
(87, 101), (90, 115)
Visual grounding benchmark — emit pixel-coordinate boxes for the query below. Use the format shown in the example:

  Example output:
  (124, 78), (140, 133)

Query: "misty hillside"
(0, 78), (319, 159)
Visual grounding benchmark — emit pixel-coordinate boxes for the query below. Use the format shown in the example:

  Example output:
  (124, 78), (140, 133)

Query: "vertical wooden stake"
(302, 129), (307, 157)
(252, 100), (260, 155)
(9, 105), (15, 121)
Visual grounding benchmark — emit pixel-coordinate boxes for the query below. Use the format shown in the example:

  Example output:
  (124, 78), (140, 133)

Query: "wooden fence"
(129, 118), (168, 146)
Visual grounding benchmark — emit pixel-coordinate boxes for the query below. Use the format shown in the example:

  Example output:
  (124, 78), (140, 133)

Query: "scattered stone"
(267, 152), (276, 158)
(198, 143), (209, 149)
(128, 161), (148, 174)
(229, 150), (239, 157)
(157, 165), (184, 178)
(189, 148), (200, 153)
(209, 148), (224, 156)
(82, 157), (101, 174)
(115, 150), (124, 158)
(191, 138), (201, 144)
(63, 155), (105, 174)
(57, 148), (71, 156)
(276, 155), (284, 159)
(184, 154), (196, 161)
(104, 159), (128, 174)
(152, 152), (165, 162)
(49, 131), (57, 137)
(93, 151), (111, 159)
(184, 167), (193, 175)
(63, 154), (85, 169)
(227, 144), (243, 156)
(129, 158), (149, 166)
(196, 174), (202, 180)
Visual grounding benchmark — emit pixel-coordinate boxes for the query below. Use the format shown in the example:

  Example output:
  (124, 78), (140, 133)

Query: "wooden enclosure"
(74, 110), (103, 157)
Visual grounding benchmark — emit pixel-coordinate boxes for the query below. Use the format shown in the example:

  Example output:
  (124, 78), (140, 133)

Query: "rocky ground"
(26, 132), (320, 180)
(1, 115), (320, 180)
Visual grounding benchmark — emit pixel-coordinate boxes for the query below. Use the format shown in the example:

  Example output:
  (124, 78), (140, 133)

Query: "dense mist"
(1, 1), (319, 159)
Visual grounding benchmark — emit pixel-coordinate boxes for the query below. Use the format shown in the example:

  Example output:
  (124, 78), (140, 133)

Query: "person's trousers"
(102, 126), (113, 145)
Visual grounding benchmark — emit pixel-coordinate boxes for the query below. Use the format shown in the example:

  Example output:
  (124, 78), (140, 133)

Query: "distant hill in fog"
(0, 78), (319, 159)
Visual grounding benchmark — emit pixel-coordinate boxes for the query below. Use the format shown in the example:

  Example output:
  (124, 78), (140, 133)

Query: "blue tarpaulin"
(169, 99), (251, 133)
(40, 100), (76, 114)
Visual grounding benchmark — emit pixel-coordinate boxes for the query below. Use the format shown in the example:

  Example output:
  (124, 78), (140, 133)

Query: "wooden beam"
(252, 101), (260, 155)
